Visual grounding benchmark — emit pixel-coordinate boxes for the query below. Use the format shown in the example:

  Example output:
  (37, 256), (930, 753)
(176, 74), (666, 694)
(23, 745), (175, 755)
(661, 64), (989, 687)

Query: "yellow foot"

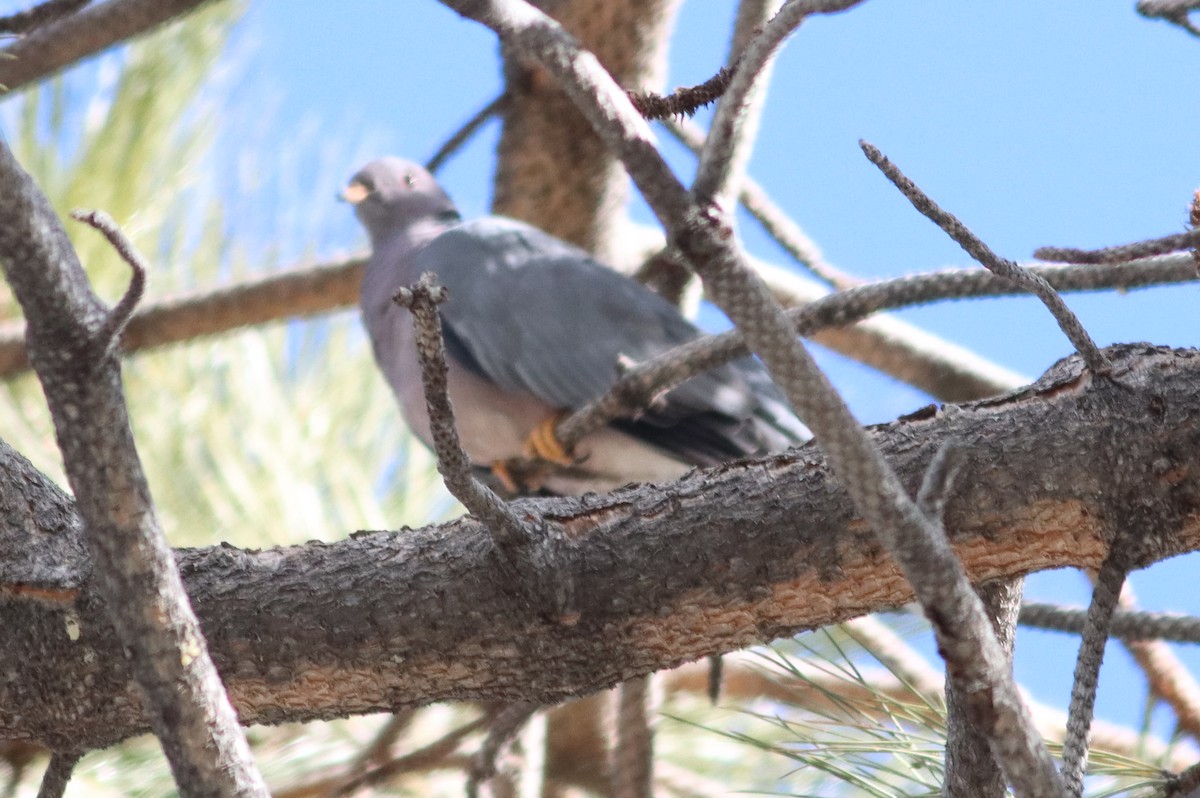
(522, 414), (575, 467)
(490, 460), (520, 494)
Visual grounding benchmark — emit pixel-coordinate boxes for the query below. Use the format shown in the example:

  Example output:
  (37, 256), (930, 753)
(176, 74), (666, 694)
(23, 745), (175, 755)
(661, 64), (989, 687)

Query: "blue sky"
(11, 0), (1200, 760)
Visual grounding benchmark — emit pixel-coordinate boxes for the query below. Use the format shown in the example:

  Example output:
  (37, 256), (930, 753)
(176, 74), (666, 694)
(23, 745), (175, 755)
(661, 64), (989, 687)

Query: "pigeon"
(344, 156), (810, 495)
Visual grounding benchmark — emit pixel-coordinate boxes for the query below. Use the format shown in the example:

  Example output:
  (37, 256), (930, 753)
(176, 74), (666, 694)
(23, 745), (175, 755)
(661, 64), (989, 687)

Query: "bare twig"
(425, 93), (510, 175)
(0, 141), (266, 796)
(309, 709), (420, 796)
(0, 0), (214, 93)
(611, 677), (654, 798)
(627, 63), (736, 119)
(392, 273), (532, 551)
(666, 116), (862, 288)
(0, 0), (88, 35)
(1061, 558), (1127, 796)
(1020, 602), (1200, 644)
(69, 209), (146, 355)
(693, 0), (861, 205)
(1137, 0), (1200, 37)
(1035, 229), (1200, 264)
(467, 703), (540, 798)
(317, 714), (488, 798)
(861, 139), (1109, 375)
(33, 752), (78, 798)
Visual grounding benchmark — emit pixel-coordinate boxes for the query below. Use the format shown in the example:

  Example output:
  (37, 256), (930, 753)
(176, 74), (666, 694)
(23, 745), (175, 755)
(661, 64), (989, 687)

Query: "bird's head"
(341, 157), (460, 245)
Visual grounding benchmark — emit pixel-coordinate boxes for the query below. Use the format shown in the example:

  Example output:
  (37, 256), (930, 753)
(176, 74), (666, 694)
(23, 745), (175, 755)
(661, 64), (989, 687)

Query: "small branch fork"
(860, 140), (1109, 376)
(392, 272), (532, 552)
(69, 210), (146, 358)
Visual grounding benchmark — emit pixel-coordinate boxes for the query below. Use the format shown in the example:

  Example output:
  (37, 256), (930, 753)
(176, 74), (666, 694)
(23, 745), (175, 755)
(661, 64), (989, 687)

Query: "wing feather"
(418, 217), (810, 462)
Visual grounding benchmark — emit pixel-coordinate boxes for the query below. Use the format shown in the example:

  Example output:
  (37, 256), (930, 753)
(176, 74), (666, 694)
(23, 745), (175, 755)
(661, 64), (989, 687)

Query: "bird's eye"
(404, 173), (416, 188)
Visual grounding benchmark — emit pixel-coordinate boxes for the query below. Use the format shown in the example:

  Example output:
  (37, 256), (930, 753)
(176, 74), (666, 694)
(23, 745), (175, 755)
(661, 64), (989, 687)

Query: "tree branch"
(862, 139), (1108, 375)
(1036, 229), (1200, 264)
(665, 116), (864, 289)
(5, 342), (1197, 747)
(1020, 602), (1200, 644)
(33, 751), (79, 798)
(0, 142), (266, 796)
(1116, 581), (1200, 742)
(392, 274), (533, 552)
(1136, 0), (1200, 37)
(1061, 557), (1127, 796)
(0, 0), (88, 36)
(0, 0), (217, 94)
(0, 251), (1191, 414)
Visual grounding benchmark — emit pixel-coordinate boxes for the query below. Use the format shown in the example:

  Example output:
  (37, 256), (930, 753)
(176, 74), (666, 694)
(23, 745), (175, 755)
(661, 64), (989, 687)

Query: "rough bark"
(3, 344), (1200, 751)
(492, 0), (682, 265)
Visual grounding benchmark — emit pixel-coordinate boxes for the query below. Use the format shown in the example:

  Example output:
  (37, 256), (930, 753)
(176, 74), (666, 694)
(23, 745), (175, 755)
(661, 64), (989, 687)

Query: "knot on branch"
(628, 62), (737, 120)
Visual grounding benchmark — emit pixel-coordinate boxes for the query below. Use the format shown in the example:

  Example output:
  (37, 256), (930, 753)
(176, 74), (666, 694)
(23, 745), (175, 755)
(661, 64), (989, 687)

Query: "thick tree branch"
(0, 0), (218, 94)
(0, 143), (266, 796)
(5, 344), (1200, 751)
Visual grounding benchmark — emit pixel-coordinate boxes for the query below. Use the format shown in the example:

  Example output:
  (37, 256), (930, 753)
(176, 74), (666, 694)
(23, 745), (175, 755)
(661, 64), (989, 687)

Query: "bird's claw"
(522, 415), (576, 467)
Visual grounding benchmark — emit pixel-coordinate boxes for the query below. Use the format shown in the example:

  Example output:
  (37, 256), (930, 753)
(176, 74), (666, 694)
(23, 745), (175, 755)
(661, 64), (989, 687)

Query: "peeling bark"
(3, 344), (1200, 750)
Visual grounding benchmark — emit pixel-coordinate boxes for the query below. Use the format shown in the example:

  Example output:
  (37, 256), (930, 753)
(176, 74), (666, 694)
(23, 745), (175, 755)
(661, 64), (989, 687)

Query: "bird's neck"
(370, 214), (453, 255)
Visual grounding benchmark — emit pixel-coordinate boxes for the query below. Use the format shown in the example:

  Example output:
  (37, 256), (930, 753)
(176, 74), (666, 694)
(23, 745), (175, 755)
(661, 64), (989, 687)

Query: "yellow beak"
(340, 181), (370, 205)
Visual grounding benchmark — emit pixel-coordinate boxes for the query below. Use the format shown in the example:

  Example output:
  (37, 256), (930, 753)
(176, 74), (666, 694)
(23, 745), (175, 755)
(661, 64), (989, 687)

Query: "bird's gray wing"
(421, 217), (809, 463)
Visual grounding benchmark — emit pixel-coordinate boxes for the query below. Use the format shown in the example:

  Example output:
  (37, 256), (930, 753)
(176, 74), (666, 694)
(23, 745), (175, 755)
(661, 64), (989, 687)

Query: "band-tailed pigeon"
(344, 157), (810, 495)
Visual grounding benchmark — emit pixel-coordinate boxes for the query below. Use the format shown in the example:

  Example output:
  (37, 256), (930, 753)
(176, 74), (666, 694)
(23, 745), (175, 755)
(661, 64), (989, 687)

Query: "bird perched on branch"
(344, 156), (809, 496)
